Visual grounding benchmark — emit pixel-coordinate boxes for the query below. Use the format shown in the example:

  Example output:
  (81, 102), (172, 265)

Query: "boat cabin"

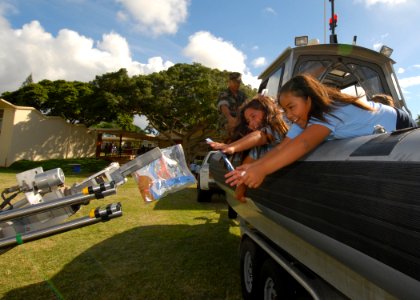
(257, 38), (411, 115)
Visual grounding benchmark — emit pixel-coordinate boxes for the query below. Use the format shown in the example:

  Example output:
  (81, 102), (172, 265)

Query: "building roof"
(0, 98), (36, 110)
(89, 128), (158, 141)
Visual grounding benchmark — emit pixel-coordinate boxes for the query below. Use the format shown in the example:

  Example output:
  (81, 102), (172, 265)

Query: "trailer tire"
(259, 257), (288, 299)
(240, 238), (260, 300)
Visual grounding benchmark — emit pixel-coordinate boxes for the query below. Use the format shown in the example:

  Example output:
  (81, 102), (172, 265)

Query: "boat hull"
(211, 128), (420, 299)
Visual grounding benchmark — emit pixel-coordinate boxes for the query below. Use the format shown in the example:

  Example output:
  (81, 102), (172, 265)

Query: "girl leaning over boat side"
(225, 74), (417, 189)
(208, 95), (288, 201)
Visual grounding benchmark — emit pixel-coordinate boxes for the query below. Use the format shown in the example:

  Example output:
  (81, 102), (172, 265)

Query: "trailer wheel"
(259, 257), (287, 299)
(240, 238), (260, 300)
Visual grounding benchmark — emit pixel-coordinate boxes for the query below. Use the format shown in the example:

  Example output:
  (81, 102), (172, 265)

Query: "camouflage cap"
(229, 72), (242, 83)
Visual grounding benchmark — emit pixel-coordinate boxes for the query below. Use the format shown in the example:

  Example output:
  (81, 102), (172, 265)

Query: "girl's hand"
(208, 142), (226, 150)
(225, 164), (250, 186)
(241, 164), (267, 189)
(222, 145), (235, 154)
(208, 142), (235, 154)
(226, 163), (267, 189)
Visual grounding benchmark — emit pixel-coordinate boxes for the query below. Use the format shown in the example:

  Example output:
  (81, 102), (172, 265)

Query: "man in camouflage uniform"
(217, 72), (247, 140)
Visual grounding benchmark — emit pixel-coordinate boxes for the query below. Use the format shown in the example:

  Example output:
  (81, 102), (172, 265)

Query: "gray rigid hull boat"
(211, 127), (420, 299)
(210, 37), (420, 299)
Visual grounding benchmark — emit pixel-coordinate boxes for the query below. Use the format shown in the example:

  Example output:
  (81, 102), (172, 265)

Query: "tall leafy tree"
(2, 81), (49, 110)
(21, 74), (34, 87)
(1, 64), (257, 161)
(87, 68), (152, 129)
(2, 80), (94, 124)
(140, 63), (255, 161)
(47, 80), (92, 123)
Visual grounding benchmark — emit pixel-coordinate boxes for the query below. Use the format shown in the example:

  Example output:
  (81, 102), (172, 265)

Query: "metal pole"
(0, 203), (122, 249)
(0, 189), (116, 222)
(324, 0), (327, 44)
(330, 0), (335, 36)
(118, 147), (162, 177)
(329, 0), (337, 44)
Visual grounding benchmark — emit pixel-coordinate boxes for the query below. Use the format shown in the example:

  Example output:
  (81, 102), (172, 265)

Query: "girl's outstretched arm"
(226, 124), (331, 188)
(222, 130), (269, 154)
(208, 141), (226, 150)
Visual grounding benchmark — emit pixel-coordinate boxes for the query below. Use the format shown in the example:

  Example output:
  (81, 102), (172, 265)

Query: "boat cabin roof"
(257, 43), (409, 112)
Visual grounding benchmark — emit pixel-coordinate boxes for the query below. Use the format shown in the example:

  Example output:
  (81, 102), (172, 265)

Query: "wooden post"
(95, 133), (103, 158)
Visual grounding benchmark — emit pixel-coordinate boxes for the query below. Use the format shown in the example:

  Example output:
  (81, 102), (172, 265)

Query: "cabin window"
(0, 109), (3, 134)
(346, 63), (385, 98)
(295, 58), (387, 100)
(264, 66), (284, 99)
(391, 73), (402, 102)
(258, 78), (268, 94)
(296, 60), (333, 79)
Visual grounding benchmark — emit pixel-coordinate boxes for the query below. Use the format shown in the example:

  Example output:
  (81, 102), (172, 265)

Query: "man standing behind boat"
(217, 72), (247, 140)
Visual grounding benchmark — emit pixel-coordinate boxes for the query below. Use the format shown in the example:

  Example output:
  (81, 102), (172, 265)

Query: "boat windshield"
(259, 66), (284, 99)
(295, 58), (386, 100)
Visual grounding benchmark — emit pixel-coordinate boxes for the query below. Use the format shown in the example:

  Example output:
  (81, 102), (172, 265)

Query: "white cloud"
(0, 1), (17, 16)
(399, 76), (420, 88)
(182, 31), (261, 89)
(0, 16), (173, 93)
(242, 73), (261, 90)
(263, 7), (277, 15)
(116, 11), (128, 22)
(373, 43), (382, 51)
(116, 0), (189, 36)
(136, 57), (174, 74)
(183, 31), (247, 74)
(252, 57), (267, 68)
(397, 67), (405, 74)
(359, 0), (407, 6)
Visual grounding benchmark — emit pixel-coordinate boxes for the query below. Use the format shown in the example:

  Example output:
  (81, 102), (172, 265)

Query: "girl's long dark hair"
(234, 95), (288, 142)
(279, 74), (373, 123)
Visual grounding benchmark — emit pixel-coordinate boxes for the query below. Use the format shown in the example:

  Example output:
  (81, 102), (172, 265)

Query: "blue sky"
(1, 0), (419, 119)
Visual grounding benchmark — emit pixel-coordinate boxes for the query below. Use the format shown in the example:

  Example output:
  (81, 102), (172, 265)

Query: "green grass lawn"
(0, 165), (242, 300)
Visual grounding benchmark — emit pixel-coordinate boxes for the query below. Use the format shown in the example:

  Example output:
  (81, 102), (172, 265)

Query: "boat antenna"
(324, 0), (327, 43)
(329, 0), (338, 43)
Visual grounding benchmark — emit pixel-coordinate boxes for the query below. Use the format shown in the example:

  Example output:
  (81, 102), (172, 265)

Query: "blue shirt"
(287, 101), (397, 139)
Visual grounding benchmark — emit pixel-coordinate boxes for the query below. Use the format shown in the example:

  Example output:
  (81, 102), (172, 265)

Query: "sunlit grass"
(0, 168), (242, 300)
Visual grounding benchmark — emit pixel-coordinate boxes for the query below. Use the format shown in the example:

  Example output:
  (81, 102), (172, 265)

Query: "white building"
(0, 99), (96, 167)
